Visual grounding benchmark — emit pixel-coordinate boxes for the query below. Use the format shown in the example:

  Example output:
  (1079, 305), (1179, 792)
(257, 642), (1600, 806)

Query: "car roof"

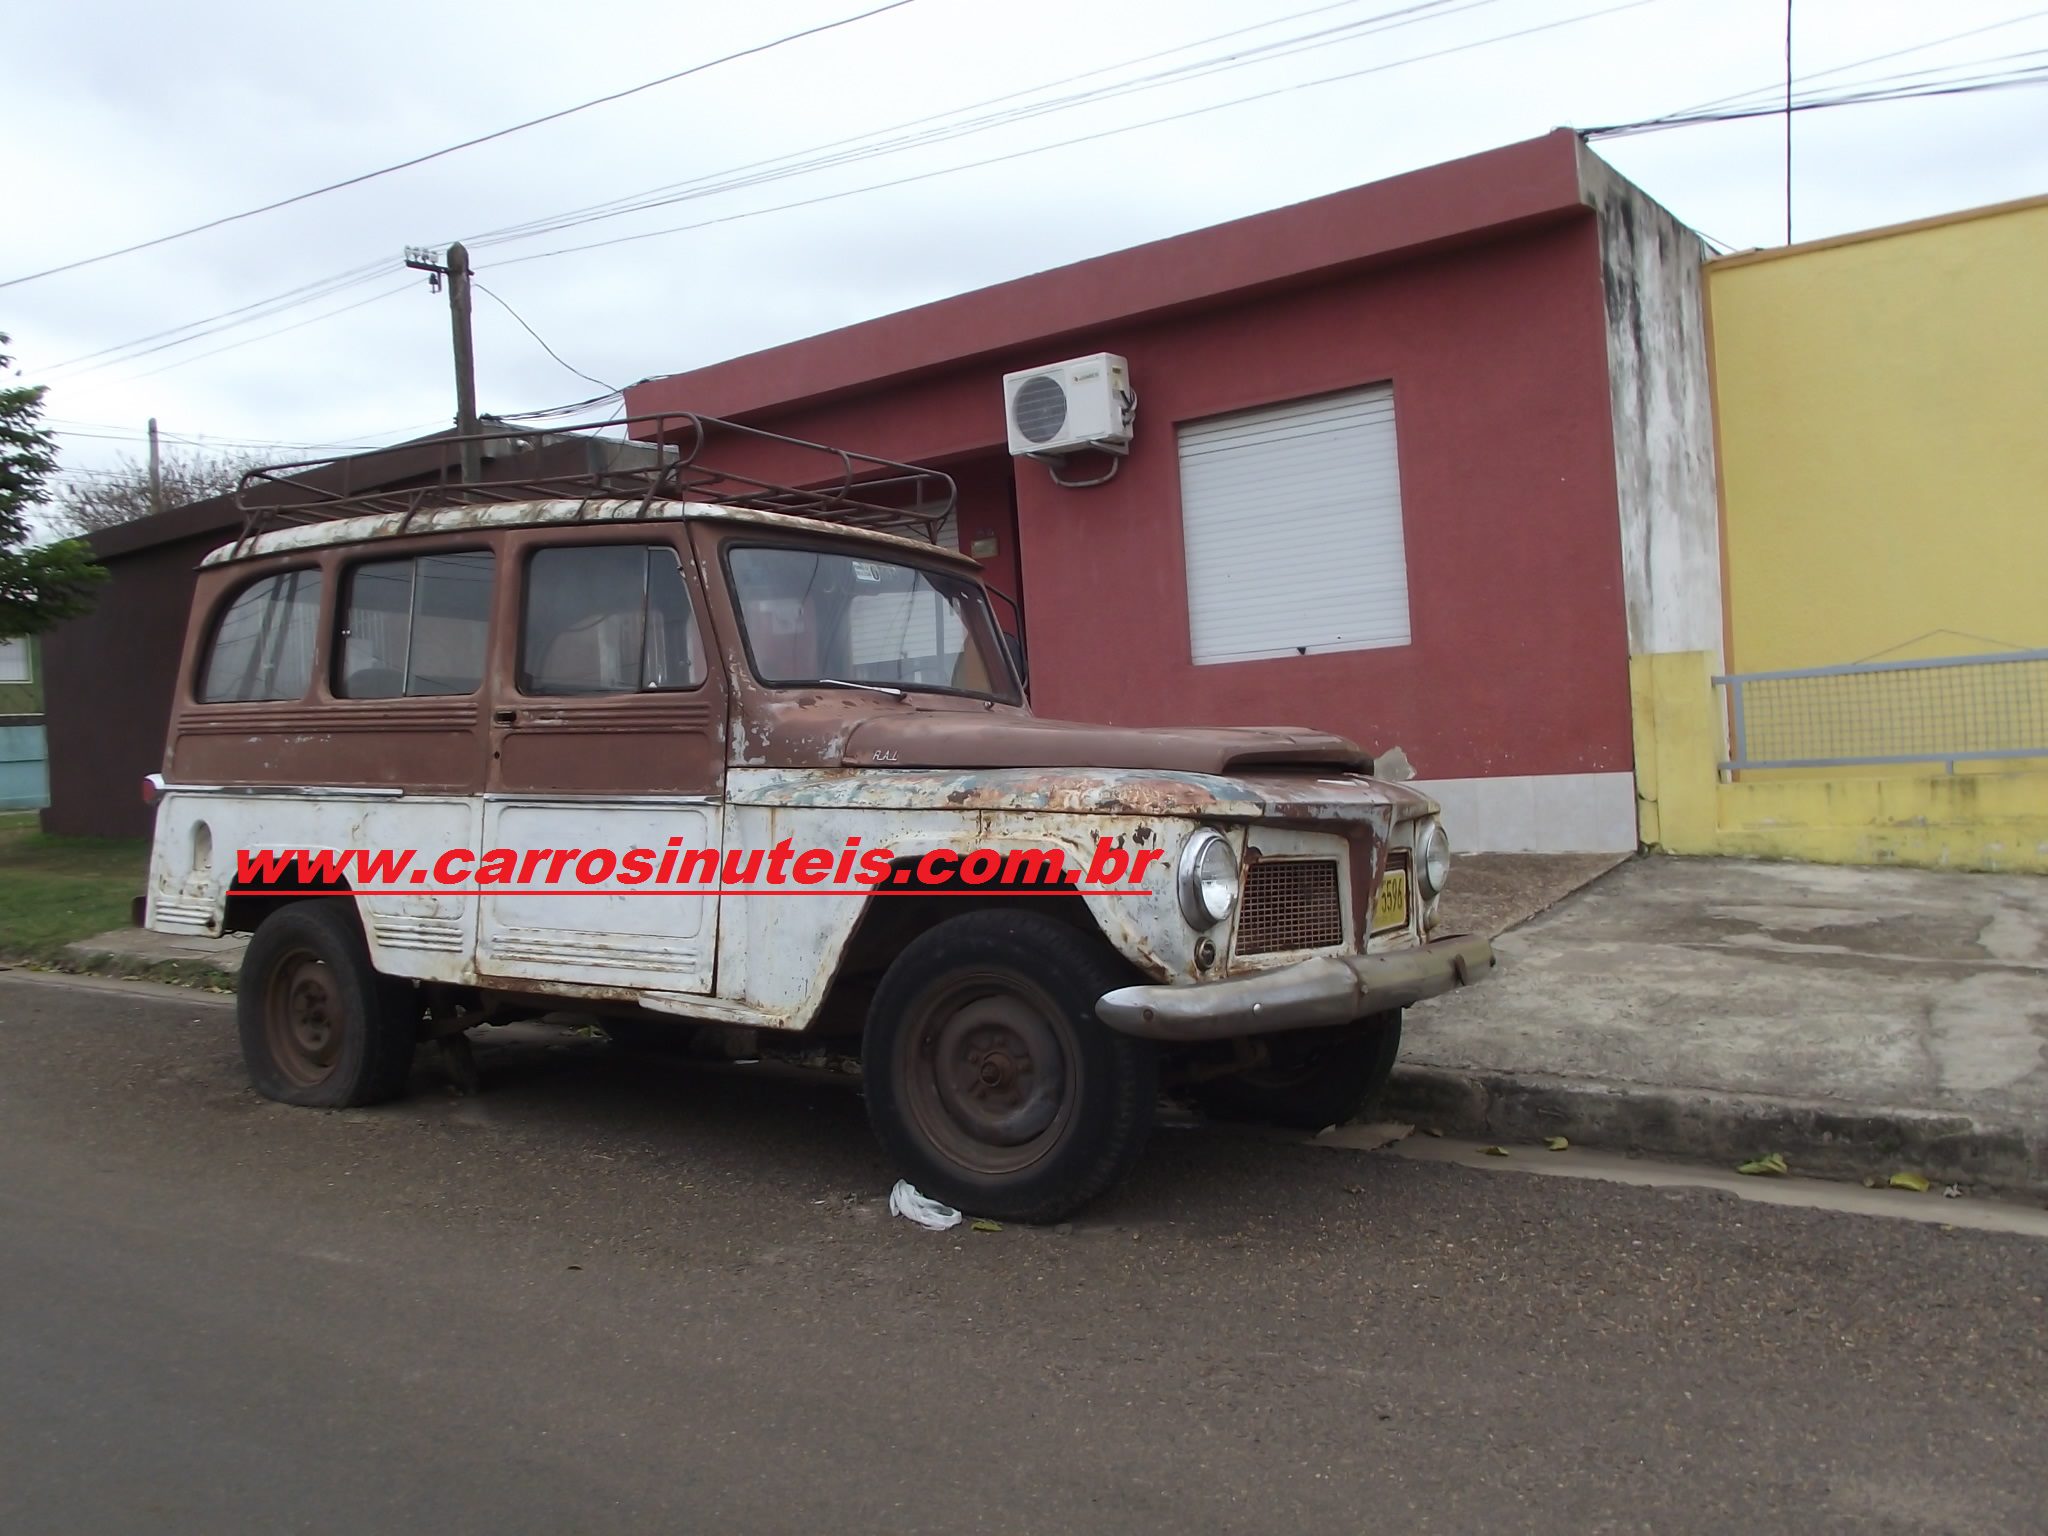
(199, 499), (980, 570)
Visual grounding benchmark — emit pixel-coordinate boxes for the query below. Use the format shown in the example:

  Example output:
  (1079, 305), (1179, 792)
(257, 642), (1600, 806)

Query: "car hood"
(727, 763), (1434, 826)
(837, 712), (1371, 775)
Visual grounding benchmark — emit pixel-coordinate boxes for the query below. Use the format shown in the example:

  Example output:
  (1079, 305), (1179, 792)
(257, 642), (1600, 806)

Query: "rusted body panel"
(728, 765), (1432, 823)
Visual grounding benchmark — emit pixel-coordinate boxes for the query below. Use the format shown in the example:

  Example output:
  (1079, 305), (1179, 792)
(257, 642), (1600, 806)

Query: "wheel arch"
(223, 855), (361, 938)
(804, 851), (1141, 1035)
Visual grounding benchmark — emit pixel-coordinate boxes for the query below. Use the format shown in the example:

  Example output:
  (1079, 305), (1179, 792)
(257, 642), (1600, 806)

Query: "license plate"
(1371, 866), (1410, 932)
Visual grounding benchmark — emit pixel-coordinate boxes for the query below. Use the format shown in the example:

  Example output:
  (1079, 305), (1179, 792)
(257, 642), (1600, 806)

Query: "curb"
(1382, 1063), (2048, 1201)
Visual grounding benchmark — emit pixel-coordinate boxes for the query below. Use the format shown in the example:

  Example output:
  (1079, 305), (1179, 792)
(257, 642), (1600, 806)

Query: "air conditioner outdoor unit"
(1002, 353), (1134, 459)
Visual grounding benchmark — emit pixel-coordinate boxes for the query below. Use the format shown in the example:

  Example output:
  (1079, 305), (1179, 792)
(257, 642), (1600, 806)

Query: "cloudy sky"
(8, 0), (2045, 519)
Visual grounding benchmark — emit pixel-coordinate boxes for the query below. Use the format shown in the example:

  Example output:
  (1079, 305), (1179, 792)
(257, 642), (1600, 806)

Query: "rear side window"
(198, 569), (323, 703)
(520, 544), (703, 696)
(337, 551), (495, 698)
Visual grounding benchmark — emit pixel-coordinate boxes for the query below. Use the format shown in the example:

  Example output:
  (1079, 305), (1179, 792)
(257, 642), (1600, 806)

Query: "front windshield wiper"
(817, 677), (907, 699)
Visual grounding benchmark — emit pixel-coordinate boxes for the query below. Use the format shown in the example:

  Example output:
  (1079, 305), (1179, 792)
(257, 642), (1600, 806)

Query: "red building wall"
(636, 217), (1632, 786)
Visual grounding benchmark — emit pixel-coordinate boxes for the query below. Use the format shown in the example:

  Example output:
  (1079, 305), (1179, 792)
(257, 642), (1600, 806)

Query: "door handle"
(491, 709), (517, 725)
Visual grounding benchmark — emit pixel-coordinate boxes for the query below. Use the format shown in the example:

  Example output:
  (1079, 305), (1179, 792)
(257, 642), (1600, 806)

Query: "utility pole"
(405, 242), (482, 487)
(147, 417), (163, 515)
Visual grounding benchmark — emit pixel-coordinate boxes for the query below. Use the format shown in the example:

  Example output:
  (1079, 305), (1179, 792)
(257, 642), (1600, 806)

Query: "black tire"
(237, 901), (419, 1108)
(1192, 1011), (1403, 1131)
(863, 909), (1157, 1224)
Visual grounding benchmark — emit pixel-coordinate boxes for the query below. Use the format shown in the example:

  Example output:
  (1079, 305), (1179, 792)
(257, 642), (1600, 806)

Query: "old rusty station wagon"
(143, 417), (1493, 1221)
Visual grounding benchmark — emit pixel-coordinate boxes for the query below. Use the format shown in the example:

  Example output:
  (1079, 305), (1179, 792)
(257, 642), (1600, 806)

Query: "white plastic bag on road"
(888, 1180), (963, 1231)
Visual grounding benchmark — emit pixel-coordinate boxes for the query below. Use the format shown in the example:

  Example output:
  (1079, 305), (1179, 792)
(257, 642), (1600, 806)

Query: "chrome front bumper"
(1095, 934), (1495, 1042)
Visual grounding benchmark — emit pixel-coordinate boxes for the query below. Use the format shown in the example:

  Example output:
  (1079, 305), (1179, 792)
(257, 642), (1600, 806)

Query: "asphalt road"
(2, 971), (2045, 1535)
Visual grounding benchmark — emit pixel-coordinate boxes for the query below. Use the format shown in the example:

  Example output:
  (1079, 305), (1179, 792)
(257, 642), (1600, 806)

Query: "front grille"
(1235, 858), (1344, 956)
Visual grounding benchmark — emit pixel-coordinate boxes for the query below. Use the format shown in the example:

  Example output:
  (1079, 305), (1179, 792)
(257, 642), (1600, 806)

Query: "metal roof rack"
(231, 411), (957, 551)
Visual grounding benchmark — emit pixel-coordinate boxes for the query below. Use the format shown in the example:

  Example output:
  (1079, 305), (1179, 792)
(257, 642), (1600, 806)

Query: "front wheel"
(863, 910), (1156, 1224)
(238, 901), (419, 1108)
(1191, 1011), (1403, 1131)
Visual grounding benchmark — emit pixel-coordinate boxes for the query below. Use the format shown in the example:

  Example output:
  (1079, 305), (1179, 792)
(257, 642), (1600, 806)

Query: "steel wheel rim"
(899, 969), (1077, 1177)
(263, 946), (345, 1089)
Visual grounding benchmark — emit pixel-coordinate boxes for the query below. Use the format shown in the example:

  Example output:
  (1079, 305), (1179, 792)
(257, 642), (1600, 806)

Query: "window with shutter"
(1177, 385), (1410, 665)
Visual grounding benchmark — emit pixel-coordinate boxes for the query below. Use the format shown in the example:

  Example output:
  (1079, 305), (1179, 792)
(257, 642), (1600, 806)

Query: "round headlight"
(1416, 820), (1451, 899)
(1177, 829), (1239, 929)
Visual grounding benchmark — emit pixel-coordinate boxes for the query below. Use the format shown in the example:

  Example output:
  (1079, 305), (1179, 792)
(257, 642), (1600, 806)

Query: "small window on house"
(337, 551), (494, 698)
(519, 544), (703, 696)
(198, 569), (324, 703)
(0, 637), (29, 685)
(1177, 384), (1411, 665)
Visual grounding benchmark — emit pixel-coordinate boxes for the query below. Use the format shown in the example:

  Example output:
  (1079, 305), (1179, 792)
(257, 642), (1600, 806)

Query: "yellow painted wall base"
(1631, 652), (2048, 874)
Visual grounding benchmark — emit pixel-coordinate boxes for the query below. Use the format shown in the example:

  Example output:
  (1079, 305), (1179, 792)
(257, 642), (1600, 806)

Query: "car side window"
(198, 569), (323, 703)
(520, 544), (704, 696)
(337, 551), (494, 698)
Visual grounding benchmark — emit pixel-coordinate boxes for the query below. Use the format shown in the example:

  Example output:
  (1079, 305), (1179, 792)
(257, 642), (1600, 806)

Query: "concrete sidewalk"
(64, 926), (245, 980)
(1390, 856), (2048, 1196)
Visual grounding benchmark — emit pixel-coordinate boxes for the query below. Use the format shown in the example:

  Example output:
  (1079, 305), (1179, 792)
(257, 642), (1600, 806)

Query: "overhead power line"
(1658, 4), (2048, 121)
(472, 282), (617, 393)
(497, 390), (627, 422)
(1583, 65), (2048, 137)
(26, 0), (1522, 382)
(491, 0), (1666, 270)
(460, 0), (1488, 254)
(43, 0), (1463, 382)
(114, 280), (417, 382)
(40, 260), (397, 376)
(36, 0), (2045, 385)
(0, 0), (921, 292)
(26, 0), (1392, 382)
(49, 425), (420, 455)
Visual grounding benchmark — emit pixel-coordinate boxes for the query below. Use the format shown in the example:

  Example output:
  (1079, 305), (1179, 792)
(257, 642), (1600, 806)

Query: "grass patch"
(0, 812), (148, 960)
(0, 813), (230, 987)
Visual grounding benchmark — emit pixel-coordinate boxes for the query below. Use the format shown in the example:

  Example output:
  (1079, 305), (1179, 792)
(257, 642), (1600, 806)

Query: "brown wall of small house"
(39, 533), (219, 839)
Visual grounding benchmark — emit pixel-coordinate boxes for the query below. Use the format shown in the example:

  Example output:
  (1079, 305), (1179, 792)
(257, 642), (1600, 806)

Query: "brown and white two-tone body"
(146, 466), (1490, 1220)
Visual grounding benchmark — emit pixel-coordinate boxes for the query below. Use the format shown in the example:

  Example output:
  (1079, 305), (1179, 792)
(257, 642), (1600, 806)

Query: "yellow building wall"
(1708, 197), (2048, 673)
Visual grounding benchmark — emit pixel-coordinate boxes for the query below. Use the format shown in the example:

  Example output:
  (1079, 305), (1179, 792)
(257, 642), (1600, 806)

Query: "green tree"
(0, 333), (104, 637)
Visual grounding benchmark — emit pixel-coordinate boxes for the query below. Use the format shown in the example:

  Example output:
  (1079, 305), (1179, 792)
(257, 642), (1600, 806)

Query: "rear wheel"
(238, 901), (419, 1108)
(1191, 1011), (1403, 1131)
(863, 909), (1156, 1224)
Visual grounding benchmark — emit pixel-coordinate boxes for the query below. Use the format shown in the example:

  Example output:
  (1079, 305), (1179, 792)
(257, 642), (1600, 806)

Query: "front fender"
(713, 807), (1207, 1027)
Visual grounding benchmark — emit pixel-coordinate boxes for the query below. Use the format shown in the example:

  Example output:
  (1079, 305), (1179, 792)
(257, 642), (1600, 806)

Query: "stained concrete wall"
(1578, 143), (1724, 666)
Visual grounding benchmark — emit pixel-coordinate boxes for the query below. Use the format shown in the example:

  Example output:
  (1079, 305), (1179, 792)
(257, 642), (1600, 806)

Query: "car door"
(476, 525), (724, 994)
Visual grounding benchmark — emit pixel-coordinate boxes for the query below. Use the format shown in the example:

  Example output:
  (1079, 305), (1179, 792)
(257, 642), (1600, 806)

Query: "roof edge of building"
(1705, 187), (2048, 273)
(627, 129), (1591, 424)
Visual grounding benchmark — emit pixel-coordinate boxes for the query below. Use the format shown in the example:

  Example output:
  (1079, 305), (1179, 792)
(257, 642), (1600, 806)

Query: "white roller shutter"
(1177, 385), (1410, 665)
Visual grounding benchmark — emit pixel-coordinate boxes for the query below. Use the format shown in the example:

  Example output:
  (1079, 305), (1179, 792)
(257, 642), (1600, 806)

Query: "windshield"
(726, 545), (1020, 703)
